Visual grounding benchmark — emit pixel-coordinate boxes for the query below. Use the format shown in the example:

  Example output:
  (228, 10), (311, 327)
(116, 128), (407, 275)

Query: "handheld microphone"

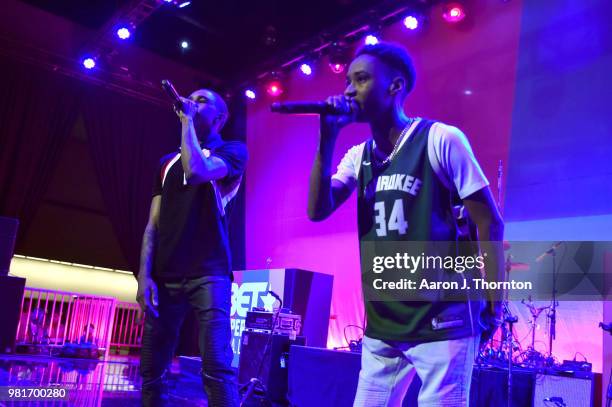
(270, 101), (353, 115)
(161, 79), (183, 112)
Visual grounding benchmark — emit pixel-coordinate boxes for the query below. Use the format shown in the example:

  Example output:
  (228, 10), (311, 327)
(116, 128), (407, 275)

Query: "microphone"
(270, 101), (353, 115)
(267, 290), (282, 303)
(535, 242), (563, 262)
(161, 79), (183, 112)
(599, 321), (612, 334)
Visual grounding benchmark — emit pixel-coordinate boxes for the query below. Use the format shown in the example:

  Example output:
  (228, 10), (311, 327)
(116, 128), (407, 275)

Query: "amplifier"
(533, 371), (594, 407)
(238, 331), (306, 404)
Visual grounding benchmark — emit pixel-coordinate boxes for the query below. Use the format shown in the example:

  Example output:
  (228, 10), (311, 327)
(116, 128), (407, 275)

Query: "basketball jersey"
(357, 119), (483, 342)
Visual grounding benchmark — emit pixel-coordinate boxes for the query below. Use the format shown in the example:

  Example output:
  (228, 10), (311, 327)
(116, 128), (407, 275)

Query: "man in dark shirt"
(137, 88), (247, 406)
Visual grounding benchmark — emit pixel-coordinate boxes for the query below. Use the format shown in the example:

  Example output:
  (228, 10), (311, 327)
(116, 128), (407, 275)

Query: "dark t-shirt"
(152, 138), (247, 281)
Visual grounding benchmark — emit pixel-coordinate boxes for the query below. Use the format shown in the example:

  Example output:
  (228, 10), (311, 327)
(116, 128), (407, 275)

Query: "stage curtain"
(81, 85), (177, 274)
(0, 59), (82, 243)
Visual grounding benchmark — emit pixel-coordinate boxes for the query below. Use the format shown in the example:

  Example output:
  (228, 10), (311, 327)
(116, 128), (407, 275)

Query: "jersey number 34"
(374, 199), (408, 237)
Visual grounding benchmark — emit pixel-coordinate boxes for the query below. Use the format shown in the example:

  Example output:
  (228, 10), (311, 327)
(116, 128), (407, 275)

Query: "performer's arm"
(463, 189), (505, 319)
(136, 196), (161, 317)
(308, 96), (355, 221)
(179, 100), (228, 185)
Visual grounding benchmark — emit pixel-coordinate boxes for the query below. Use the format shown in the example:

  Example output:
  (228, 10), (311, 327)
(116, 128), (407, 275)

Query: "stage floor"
(0, 354), (208, 406)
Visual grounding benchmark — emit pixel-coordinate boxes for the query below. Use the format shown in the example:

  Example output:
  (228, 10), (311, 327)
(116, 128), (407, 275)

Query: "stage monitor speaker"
(533, 372), (594, 407)
(238, 330), (305, 404)
(0, 217), (19, 276)
(0, 275), (26, 353)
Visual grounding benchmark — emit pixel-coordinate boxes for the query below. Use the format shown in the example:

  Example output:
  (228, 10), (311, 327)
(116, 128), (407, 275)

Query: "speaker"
(533, 372), (594, 407)
(238, 331), (305, 403)
(0, 217), (19, 276)
(0, 275), (26, 353)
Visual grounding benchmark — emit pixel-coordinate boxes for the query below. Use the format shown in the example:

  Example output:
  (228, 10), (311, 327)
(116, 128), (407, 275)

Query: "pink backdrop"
(245, 0), (522, 349)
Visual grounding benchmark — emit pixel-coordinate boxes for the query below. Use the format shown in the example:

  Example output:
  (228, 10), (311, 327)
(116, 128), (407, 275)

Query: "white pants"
(353, 335), (479, 407)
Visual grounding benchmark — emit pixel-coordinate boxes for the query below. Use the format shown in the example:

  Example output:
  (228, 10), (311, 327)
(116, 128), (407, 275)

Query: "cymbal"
(508, 262), (530, 272)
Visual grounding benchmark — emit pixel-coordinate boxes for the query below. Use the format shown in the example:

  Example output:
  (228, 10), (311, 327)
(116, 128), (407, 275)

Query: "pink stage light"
(403, 15), (419, 30)
(442, 2), (466, 23)
(266, 81), (283, 97)
(329, 63), (345, 74)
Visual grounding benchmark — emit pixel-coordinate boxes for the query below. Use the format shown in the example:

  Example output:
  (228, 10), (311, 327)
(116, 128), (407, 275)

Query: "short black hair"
(355, 42), (416, 94)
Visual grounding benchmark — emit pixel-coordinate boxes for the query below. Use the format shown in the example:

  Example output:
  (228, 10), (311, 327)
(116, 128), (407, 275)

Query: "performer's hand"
(320, 95), (357, 137)
(137, 277), (159, 318)
(175, 97), (198, 123)
(479, 300), (503, 346)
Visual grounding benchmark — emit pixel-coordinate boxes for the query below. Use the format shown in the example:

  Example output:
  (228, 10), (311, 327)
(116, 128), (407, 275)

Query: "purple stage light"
(299, 63), (313, 76)
(266, 81), (283, 97)
(245, 89), (256, 99)
(403, 15), (419, 30)
(178, 1), (191, 8)
(180, 40), (190, 50)
(364, 34), (379, 45)
(116, 27), (131, 40)
(329, 63), (345, 74)
(82, 57), (96, 70)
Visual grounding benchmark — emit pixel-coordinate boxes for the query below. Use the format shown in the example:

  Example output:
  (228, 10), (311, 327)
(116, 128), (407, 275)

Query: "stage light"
(266, 80), (283, 97)
(116, 27), (131, 40)
(245, 89), (256, 99)
(364, 34), (379, 45)
(82, 57), (96, 70)
(330, 63), (345, 74)
(328, 42), (350, 75)
(178, 1), (191, 8)
(180, 40), (190, 50)
(403, 15), (419, 30)
(299, 63), (313, 76)
(442, 2), (466, 23)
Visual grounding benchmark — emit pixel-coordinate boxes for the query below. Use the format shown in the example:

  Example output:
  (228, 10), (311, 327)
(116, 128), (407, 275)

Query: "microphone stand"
(547, 249), (558, 364)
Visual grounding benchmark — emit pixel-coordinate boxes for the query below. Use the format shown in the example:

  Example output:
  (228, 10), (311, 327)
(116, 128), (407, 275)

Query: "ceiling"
(20, 0), (422, 86)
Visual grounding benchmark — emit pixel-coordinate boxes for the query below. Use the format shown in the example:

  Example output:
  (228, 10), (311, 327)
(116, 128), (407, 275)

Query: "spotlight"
(178, 1), (191, 8)
(116, 27), (131, 40)
(299, 63), (313, 76)
(364, 34), (379, 45)
(82, 57), (96, 70)
(403, 15), (420, 30)
(245, 89), (256, 100)
(180, 40), (190, 50)
(442, 2), (466, 23)
(328, 42), (350, 75)
(266, 80), (283, 97)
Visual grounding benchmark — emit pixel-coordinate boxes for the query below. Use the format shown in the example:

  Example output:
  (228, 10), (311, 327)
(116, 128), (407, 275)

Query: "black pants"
(140, 275), (238, 407)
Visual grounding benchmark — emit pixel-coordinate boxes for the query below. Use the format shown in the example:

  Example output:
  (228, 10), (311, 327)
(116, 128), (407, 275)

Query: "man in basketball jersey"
(137, 89), (246, 406)
(308, 42), (504, 406)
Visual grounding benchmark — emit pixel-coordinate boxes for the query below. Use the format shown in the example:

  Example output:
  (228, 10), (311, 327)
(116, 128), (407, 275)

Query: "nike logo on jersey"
(376, 174), (422, 196)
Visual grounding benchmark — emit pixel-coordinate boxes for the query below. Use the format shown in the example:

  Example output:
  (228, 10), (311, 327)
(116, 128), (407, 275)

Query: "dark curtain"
(0, 59), (82, 244)
(81, 85), (177, 274)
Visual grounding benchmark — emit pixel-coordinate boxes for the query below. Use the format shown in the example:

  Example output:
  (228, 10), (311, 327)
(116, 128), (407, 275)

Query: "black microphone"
(161, 79), (183, 112)
(267, 290), (282, 303)
(270, 101), (353, 115)
(599, 321), (612, 334)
